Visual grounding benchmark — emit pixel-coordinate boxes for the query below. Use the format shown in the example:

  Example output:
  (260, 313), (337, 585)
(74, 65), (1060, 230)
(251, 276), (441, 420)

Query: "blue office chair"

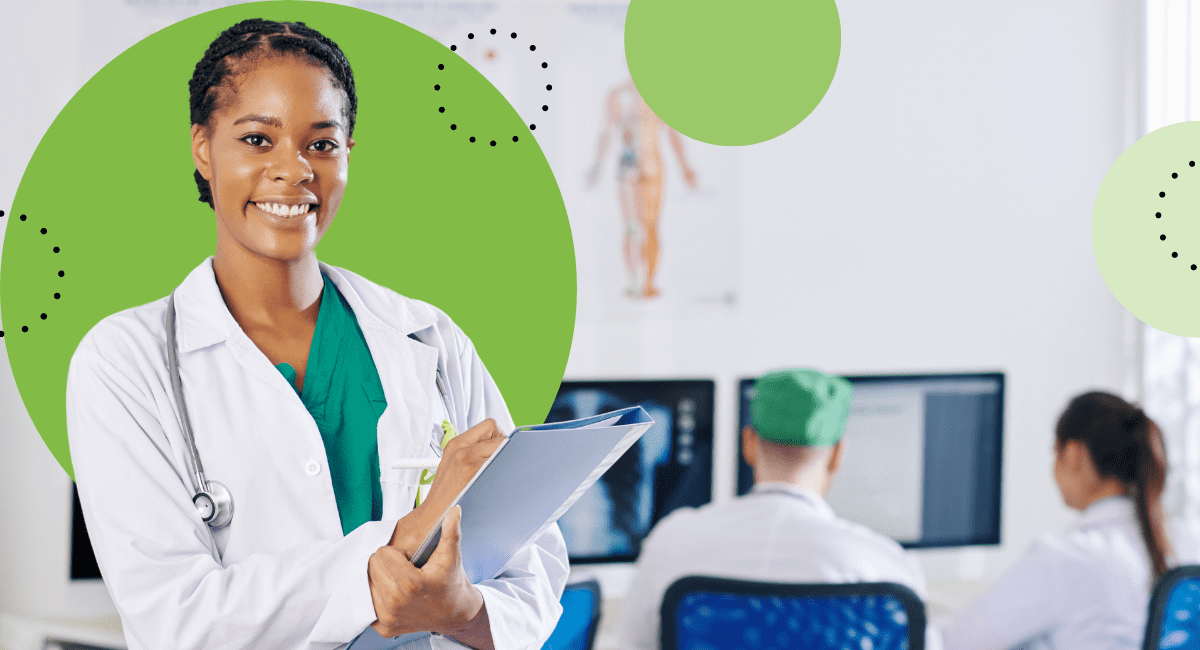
(541, 578), (602, 650)
(1144, 565), (1200, 649)
(661, 576), (926, 650)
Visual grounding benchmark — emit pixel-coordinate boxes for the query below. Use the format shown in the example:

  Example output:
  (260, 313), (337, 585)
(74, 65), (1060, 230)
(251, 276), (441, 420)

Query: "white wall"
(0, 0), (1141, 623)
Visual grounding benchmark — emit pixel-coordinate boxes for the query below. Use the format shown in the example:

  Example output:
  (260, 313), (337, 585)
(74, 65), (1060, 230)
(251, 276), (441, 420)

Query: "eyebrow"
(231, 115), (343, 131)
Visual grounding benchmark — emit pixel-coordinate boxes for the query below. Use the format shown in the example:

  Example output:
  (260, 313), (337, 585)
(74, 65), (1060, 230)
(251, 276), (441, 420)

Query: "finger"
(453, 419), (502, 447)
(426, 506), (464, 572)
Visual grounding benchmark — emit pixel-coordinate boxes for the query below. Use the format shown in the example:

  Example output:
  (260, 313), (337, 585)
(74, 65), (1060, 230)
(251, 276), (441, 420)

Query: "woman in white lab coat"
(65, 18), (568, 650)
(941, 391), (1171, 650)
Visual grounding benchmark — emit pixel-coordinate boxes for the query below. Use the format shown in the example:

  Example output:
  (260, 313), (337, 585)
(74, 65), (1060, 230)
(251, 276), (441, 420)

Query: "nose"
(270, 146), (314, 185)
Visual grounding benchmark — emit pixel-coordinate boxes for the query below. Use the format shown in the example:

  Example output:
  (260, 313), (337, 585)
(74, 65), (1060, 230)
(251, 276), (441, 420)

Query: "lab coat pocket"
(380, 478), (417, 521)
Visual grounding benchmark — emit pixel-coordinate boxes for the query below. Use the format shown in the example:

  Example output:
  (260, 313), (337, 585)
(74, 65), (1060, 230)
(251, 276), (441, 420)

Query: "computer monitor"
(737, 373), (1004, 548)
(70, 483), (102, 581)
(546, 380), (715, 563)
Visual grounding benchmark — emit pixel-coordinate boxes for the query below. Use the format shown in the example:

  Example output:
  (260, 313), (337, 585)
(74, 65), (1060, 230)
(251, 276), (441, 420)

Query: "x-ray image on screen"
(546, 380), (714, 563)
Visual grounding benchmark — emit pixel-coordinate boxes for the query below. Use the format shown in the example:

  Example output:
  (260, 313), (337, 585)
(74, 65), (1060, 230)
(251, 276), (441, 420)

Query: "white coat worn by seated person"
(66, 259), (569, 650)
(941, 391), (1175, 650)
(618, 368), (938, 650)
(941, 496), (1151, 650)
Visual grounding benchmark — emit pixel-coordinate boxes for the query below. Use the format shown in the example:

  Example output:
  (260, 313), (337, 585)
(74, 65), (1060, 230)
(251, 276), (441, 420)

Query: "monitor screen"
(546, 380), (715, 563)
(70, 483), (102, 580)
(737, 373), (1004, 548)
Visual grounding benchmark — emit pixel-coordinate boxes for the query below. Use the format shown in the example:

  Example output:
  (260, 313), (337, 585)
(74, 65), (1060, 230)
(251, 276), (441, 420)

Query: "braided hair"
(1056, 391), (1172, 576)
(188, 18), (357, 208)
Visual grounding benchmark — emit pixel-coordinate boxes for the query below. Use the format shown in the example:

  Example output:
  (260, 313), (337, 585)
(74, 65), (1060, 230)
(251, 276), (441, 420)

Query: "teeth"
(254, 202), (312, 217)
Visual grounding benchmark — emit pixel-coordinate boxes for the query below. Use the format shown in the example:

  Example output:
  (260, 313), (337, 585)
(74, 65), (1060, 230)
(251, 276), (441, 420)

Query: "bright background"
(0, 0), (1147, 648)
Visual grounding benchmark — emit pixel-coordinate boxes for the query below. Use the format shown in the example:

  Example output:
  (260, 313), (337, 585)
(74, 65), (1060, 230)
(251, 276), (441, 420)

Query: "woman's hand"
(369, 507), (493, 648)
(390, 419), (506, 553)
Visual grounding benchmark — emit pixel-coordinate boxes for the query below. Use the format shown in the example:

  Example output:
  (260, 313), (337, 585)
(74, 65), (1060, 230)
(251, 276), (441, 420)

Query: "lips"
(252, 201), (316, 217)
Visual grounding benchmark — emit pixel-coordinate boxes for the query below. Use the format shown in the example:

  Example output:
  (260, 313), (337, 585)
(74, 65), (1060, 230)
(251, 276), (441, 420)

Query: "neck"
(755, 464), (829, 496)
(1078, 479), (1129, 511)
(212, 237), (323, 331)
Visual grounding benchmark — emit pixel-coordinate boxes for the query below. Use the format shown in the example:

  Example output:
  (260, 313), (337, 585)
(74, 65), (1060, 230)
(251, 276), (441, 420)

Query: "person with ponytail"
(941, 391), (1172, 649)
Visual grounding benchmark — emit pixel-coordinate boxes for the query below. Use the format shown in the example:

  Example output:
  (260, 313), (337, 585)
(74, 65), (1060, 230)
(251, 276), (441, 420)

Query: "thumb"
(427, 506), (463, 571)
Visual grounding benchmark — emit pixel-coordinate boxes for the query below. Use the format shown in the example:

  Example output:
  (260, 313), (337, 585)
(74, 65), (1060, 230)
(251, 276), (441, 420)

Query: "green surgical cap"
(751, 369), (852, 446)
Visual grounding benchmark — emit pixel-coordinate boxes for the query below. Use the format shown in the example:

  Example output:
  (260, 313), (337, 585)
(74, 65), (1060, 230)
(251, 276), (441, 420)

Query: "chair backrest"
(661, 576), (926, 650)
(541, 578), (602, 650)
(1144, 565), (1200, 650)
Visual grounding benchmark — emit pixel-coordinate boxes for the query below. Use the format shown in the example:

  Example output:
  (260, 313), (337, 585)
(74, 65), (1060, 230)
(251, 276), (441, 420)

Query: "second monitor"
(738, 372), (1004, 549)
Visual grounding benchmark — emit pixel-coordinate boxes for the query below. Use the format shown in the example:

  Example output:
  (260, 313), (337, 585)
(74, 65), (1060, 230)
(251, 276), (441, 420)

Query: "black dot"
(1162, 235), (1167, 241)
(434, 84), (441, 91)
(53, 246), (60, 253)
(490, 140), (497, 146)
(40, 228), (46, 234)
(58, 270), (64, 277)
(1160, 191), (1166, 197)
(542, 62), (548, 68)
(0, 211), (5, 217)
(530, 124), (537, 130)
(40, 313), (46, 320)
(53, 293), (60, 299)
(542, 105), (549, 111)
(470, 137), (476, 143)
(1173, 173), (1179, 178)
(490, 28), (496, 35)
(511, 32), (517, 38)
(20, 214), (26, 221)
(21, 326), (27, 333)
(513, 136), (519, 142)
(546, 84), (553, 91)
(451, 44), (457, 51)
(438, 64), (444, 70)
(439, 106), (445, 113)
(530, 45), (536, 51)
(1192, 264), (1197, 270)
(468, 33), (474, 39)
(1173, 252), (1179, 258)
(451, 124), (457, 130)
(0, 331), (4, 337)
(1192, 161), (1196, 167)
(1157, 212), (1162, 218)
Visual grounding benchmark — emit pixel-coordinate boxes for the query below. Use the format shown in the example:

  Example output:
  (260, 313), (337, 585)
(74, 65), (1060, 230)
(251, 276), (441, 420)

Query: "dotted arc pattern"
(0, 2), (576, 479)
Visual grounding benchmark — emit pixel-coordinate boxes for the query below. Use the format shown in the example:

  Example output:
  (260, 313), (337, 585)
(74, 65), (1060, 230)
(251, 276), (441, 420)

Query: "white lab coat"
(66, 258), (569, 650)
(617, 482), (938, 650)
(940, 496), (1152, 650)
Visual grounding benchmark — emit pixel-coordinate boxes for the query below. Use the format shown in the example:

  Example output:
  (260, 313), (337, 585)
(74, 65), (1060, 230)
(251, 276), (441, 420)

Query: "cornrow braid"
(188, 18), (357, 207)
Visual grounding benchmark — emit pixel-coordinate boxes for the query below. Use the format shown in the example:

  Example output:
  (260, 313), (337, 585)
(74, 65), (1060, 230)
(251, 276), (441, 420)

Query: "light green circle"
(624, 0), (840, 146)
(0, 2), (576, 479)
(1093, 121), (1200, 336)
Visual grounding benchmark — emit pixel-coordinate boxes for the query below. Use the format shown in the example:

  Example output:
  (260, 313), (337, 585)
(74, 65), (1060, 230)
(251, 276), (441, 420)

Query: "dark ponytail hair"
(1056, 391), (1171, 576)
(187, 18), (357, 208)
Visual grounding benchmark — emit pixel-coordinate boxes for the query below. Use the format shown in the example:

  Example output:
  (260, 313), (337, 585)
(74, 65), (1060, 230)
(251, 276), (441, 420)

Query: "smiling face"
(191, 54), (354, 264)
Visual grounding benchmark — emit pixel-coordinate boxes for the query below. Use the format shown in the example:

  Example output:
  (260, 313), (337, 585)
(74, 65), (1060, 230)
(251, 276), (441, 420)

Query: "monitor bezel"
(737, 371), (1005, 549)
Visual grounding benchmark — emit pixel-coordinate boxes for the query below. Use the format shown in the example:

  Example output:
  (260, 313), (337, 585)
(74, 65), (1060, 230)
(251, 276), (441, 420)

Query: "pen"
(391, 459), (442, 470)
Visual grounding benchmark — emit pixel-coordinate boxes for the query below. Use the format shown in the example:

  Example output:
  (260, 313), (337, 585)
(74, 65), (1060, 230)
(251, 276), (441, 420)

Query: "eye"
(309, 140), (339, 153)
(240, 134), (269, 147)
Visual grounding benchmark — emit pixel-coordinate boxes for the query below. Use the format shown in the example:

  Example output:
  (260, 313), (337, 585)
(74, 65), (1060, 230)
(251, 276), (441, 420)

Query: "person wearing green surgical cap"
(617, 368), (941, 650)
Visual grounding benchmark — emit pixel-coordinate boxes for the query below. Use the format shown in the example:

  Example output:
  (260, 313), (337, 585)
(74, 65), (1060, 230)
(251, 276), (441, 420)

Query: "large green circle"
(624, 0), (841, 146)
(0, 2), (576, 479)
(1093, 121), (1200, 336)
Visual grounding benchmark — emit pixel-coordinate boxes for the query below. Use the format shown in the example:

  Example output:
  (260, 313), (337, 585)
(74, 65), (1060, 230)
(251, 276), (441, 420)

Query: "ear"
(347, 136), (356, 153)
(828, 439), (845, 475)
(191, 123), (213, 182)
(1063, 439), (1087, 473)
(741, 426), (758, 469)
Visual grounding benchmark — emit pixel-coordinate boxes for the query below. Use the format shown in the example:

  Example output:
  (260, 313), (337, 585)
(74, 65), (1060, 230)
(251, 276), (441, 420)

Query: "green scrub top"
(276, 273), (387, 535)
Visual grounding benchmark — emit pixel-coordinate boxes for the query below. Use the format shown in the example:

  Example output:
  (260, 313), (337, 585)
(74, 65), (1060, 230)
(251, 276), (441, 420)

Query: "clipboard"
(409, 406), (654, 581)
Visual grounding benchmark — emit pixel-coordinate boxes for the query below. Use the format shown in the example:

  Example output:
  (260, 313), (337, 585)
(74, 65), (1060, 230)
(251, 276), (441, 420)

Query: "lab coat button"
(305, 461), (321, 476)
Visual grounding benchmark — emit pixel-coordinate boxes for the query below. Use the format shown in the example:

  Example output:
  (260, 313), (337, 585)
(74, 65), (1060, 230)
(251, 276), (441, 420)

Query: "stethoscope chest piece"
(193, 480), (234, 529)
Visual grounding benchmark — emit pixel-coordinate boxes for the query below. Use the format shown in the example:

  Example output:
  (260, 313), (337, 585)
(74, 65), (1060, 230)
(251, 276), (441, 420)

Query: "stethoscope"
(166, 292), (456, 530)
